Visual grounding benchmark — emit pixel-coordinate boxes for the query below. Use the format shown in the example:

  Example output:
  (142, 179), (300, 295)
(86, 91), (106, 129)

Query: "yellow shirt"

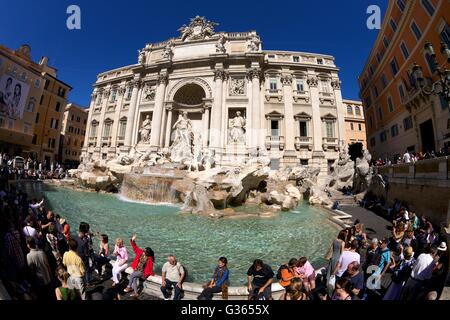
(63, 250), (85, 278)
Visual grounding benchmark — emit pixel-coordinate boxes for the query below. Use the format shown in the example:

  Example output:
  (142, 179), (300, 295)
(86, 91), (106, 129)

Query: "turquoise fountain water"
(21, 182), (339, 285)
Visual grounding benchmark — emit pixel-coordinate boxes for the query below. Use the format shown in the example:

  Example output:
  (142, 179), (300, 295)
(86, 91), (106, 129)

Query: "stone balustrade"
(376, 156), (450, 182)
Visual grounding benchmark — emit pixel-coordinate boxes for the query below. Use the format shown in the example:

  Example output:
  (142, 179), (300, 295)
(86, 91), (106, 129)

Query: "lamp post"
(411, 42), (450, 112)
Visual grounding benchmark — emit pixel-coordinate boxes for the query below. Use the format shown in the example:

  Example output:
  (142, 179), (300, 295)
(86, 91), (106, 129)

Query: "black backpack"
(276, 264), (289, 280)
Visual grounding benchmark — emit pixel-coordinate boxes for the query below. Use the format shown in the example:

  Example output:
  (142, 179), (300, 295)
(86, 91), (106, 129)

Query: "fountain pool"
(21, 182), (340, 285)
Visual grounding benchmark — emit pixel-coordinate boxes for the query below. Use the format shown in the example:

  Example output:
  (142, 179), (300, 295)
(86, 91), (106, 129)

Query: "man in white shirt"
(29, 198), (44, 210)
(160, 255), (185, 300)
(23, 216), (39, 243)
(333, 240), (361, 278)
(400, 246), (438, 300)
(403, 151), (411, 163)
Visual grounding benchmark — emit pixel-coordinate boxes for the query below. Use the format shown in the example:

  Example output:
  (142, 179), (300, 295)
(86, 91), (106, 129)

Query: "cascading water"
(120, 173), (180, 204)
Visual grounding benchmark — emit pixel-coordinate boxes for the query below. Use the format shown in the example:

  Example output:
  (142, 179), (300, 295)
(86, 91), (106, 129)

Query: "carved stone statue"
(189, 133), (202, 172)
(178, 16), (218, 42)
(139, 115), (152, 143)
(230, 78), (245, 95)
(138, 49), (146, 64)
(163, 40), (174, 60)
(169, 111), (193, 162)
(247, 35), (261, 52)
(228, 111), (246, 143)
(143, 85), (155, 101)
(215, 33), (227, 53)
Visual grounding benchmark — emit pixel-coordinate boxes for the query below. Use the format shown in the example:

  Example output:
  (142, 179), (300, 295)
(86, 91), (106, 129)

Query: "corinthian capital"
(214, 69), (227, 81)
(307, 76), (318, 87)
(131, 79), (141, 89)
(157, 73), (169, 86)
(281, 74), (293, 86)
(118, 86), (127, 95)
(246, 68), (262, 81)
(331, 79), (341, 90)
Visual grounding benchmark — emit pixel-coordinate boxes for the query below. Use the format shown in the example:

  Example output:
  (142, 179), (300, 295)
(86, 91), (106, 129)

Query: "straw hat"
(59, 218), (66, 225)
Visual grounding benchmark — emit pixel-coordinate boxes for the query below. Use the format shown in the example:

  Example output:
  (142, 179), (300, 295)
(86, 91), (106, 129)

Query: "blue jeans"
(161, 279), (182, 300)
(128, 271), (143, 294)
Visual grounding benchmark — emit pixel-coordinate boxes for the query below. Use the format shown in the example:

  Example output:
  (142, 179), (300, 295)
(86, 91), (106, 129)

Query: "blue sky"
(0, 0), (387, 107)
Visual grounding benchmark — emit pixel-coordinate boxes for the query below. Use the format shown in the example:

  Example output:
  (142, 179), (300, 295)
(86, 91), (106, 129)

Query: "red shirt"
(63, 224), (71, 241)
(130, 239), (154, 278)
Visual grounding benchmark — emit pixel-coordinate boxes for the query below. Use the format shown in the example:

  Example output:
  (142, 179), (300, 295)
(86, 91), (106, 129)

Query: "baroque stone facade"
(82, 17), (348, 172)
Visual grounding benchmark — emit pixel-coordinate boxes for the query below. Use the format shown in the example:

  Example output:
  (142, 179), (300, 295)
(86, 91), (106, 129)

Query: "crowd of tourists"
(374, 147), (450, 167)
(0, 153), (69, 181)
(0, 168), (448, 301)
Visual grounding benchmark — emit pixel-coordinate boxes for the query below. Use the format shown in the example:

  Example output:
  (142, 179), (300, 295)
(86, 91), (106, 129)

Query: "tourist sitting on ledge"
(294, 257), (316, 293)
(94, 234), (110, 278)
(197, 257), (229, 300)
(111, 238), (128, 287)
(160, 255), (185, 300)
(278, 258), (301, 290)
(247, 259), (274, 300)
(123, 234), (155, 299)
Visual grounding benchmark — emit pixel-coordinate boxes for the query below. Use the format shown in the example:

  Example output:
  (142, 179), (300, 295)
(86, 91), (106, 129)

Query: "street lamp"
(412, 42), (450, 111)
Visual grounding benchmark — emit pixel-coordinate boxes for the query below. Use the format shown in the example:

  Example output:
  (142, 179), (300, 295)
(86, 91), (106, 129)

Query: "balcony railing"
(265, 89), (283, 102)
(322, 137), (339, 151)
(265, 135), (285, 151)
(295, 136), (312, 151)
(102, 136), (112, 147)
(293, 90), (310, 103)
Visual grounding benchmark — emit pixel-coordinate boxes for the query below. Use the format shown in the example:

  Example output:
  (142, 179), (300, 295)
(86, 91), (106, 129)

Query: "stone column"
(248, 68), (262, 151)
(331, 79), (346, 150)
(124, 77), (141, 148)
(149, 72), (168, 151)
(281, 74), (296, 161)
(164, 105), (173, 148)
(159, 101), (167, 147)
(210, 68), (225, 151)
(202, 103), (211, 148)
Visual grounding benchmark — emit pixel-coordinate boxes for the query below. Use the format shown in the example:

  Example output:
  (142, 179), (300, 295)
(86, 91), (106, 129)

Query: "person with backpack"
(247, 259), (274, 300)
(278, 258), (300, 290)
(160, 255), (185, 300)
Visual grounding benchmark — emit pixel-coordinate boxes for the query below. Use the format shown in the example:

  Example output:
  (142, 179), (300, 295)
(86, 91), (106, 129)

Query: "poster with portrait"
(0, 74), (30, 120)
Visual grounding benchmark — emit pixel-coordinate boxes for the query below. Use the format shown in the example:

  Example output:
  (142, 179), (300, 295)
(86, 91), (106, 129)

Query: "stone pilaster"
(110, 85), (126, 148)
(149, 71), (169, 151)
(247, 67), (262, 151)
(202, 103), (211, 148)
(83, 90), (96, 154)
(124, 77), (141, 149)
(331, 79), (345, 150)
(308, 74), (327, 174)
(210, 68), (226, 151)
(281, 74), (297, 164)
